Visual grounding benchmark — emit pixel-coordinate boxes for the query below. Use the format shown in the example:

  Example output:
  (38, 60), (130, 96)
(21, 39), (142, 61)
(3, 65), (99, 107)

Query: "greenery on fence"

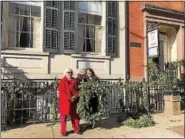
(49, 79), (59, 125)
(77, 80), (109, 128)
(2, 79), (40, 125)
(147, 61), (179, 90)
(117, 61), (179, 128)
(1, 61), (180, 128)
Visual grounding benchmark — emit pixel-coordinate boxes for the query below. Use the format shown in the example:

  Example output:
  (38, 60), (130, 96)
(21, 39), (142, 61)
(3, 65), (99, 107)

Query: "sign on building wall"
(147, 28), (159, 57)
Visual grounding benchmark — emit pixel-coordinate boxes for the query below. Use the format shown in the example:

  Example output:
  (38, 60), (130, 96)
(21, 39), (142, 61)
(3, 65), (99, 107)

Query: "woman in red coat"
(58, 68), (81, 136)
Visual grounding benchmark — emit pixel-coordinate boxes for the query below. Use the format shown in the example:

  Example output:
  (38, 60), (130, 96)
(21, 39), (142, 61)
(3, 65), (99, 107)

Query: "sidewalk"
(1, 113), (184, 138)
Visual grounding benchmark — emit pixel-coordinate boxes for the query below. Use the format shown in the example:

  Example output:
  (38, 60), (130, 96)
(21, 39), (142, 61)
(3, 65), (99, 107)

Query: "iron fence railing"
(1, 78), (184, 130)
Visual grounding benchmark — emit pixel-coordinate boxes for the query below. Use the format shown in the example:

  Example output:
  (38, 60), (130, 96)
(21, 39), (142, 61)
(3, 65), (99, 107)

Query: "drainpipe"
(184, 1), (185, 81)
(125, 1), (130, 81)
(0, 1), (2, 131)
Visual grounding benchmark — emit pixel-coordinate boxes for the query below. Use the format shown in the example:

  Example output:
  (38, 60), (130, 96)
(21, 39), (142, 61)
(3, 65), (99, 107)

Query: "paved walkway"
(1, 113), (184, 138)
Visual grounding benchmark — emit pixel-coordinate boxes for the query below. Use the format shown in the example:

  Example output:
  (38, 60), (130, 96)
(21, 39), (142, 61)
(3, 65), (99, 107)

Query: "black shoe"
(61, 133), (67, 136)
(76, 131), (83, 135)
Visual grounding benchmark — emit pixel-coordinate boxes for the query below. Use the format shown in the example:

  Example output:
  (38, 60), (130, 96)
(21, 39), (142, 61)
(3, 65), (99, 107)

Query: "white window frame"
(77, 2), (103, 55)
(2, 2), (42, 52)
(2, 1), (117, 57)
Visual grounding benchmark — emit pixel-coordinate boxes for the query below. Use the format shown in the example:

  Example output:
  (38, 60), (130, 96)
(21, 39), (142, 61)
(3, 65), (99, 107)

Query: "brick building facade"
(128, 1), (184, 81)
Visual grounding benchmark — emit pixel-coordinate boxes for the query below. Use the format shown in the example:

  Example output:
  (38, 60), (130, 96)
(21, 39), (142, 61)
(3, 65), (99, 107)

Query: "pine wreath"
(77, 80), (109, 128)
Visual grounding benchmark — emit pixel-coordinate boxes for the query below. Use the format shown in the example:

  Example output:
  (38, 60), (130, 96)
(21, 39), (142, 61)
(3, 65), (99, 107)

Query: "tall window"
(8, 2), (41, 48)
(45, 1), (59, 50)
(106, 1), (118, 55)
(1, 2), (2, 46)
(63, 1), (76, 51)
(78, 2), (102, 53)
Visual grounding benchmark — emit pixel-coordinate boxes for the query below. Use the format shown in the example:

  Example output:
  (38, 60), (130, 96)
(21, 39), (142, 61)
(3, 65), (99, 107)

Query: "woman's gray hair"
(78, 68), (87, 75)
(64, 68), (73, 74)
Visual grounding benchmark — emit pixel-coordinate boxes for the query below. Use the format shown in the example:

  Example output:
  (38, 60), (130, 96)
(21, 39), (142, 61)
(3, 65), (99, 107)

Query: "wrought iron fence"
(1, 78), (125, 129)
(1, 78), (184, 130)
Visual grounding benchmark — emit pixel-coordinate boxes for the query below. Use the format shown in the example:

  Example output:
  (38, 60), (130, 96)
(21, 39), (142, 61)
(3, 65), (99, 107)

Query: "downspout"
(125, 1), (130, 81)
(184, 1), (185, 81)
(0, 1), (2, 131)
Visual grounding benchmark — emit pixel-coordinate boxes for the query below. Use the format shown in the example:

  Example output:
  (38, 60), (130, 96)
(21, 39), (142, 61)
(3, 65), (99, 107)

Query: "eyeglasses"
(67, 72), (72, 73)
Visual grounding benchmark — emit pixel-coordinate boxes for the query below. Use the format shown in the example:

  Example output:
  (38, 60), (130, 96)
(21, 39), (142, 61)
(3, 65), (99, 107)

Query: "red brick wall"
(129, 1), (184, 80)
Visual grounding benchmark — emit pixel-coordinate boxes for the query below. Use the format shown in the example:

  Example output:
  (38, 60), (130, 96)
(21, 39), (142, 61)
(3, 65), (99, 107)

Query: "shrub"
(122, 114), (155, 128)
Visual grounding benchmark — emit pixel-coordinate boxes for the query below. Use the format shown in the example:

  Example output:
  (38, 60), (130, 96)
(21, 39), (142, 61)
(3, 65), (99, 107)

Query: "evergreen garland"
(50, 79), (59, 125)
(77, 80), (109, 128)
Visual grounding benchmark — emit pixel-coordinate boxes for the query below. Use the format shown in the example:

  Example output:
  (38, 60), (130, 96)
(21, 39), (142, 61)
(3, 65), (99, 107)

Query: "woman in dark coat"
(58, 68), (81, 136)
(86, 68), (99, 128)
(86, 68), (98, 81)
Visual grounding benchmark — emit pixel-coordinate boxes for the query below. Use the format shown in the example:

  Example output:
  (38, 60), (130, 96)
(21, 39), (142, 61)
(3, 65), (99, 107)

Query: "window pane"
(46, 1), (52, 6)
(70, 2), (75, 10)
(52, 31), (58, 49)
(8, 16), (19, 32)
(20, 3), (31, 16)
(112, 2), (117, 17)
(46, 9), (52, 27)
(9, 2), (19, 14)
(8, 31), (17, 47)
(87, 25), (95, 39)
(64, 32), (70, 49)
(52, 10), (57, 28)
(78, 37), (85, 51)
(20, 32), (30, 47)
(90, 39), (95, 52)
(86, 39), (94, 52)
(70, 32), (75, 50)
(78, 2), (88, 12)
(108, 18), (112, 34)
(108, 36), (113, 53)
(107, 2), (112, 16)
(79, 13), (86, 24)
(46, 30), (52, 48)
(64, 1), (75, 10)
(70, 12), (75, 30)
(87, 14), (94, 24)
(113, 19), (116, 35)
(64, 12), (70, 29)
(113, 37), (116, 53)
(64, 1), (70, 9)
(20, 17), (31, 32)
(94, 15), (101, 25)
(30, 32), (33, 48)
(78, 25), (85, 37)
(52, 1), (59, 8)
(64, 32), (75, 50)
(31, 5), (41, 17)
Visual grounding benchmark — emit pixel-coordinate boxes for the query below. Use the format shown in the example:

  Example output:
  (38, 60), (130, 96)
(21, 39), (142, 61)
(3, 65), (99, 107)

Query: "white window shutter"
(43, 1), (60, 53)
(63, 1), (77, 53)
(106, 1), (118, 56)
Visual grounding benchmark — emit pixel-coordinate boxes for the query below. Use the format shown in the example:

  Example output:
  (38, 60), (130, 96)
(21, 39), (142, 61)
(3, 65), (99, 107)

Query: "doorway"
(152, 33), (167, 70)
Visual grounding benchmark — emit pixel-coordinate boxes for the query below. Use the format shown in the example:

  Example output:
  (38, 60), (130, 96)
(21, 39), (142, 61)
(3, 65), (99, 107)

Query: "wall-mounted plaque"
(130, 42), (141, 47)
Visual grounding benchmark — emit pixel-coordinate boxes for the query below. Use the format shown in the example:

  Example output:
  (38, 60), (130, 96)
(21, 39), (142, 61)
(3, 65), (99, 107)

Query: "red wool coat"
(58, 76), (79, 115)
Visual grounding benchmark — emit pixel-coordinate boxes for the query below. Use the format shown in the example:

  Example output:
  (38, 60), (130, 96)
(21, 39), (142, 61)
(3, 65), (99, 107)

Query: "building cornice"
(141, 4), (184, 19)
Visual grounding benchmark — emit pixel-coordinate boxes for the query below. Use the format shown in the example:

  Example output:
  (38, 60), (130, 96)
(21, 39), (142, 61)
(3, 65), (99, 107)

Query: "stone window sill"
(1, 49), (49, 56)
(71, 53), (111, 60)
